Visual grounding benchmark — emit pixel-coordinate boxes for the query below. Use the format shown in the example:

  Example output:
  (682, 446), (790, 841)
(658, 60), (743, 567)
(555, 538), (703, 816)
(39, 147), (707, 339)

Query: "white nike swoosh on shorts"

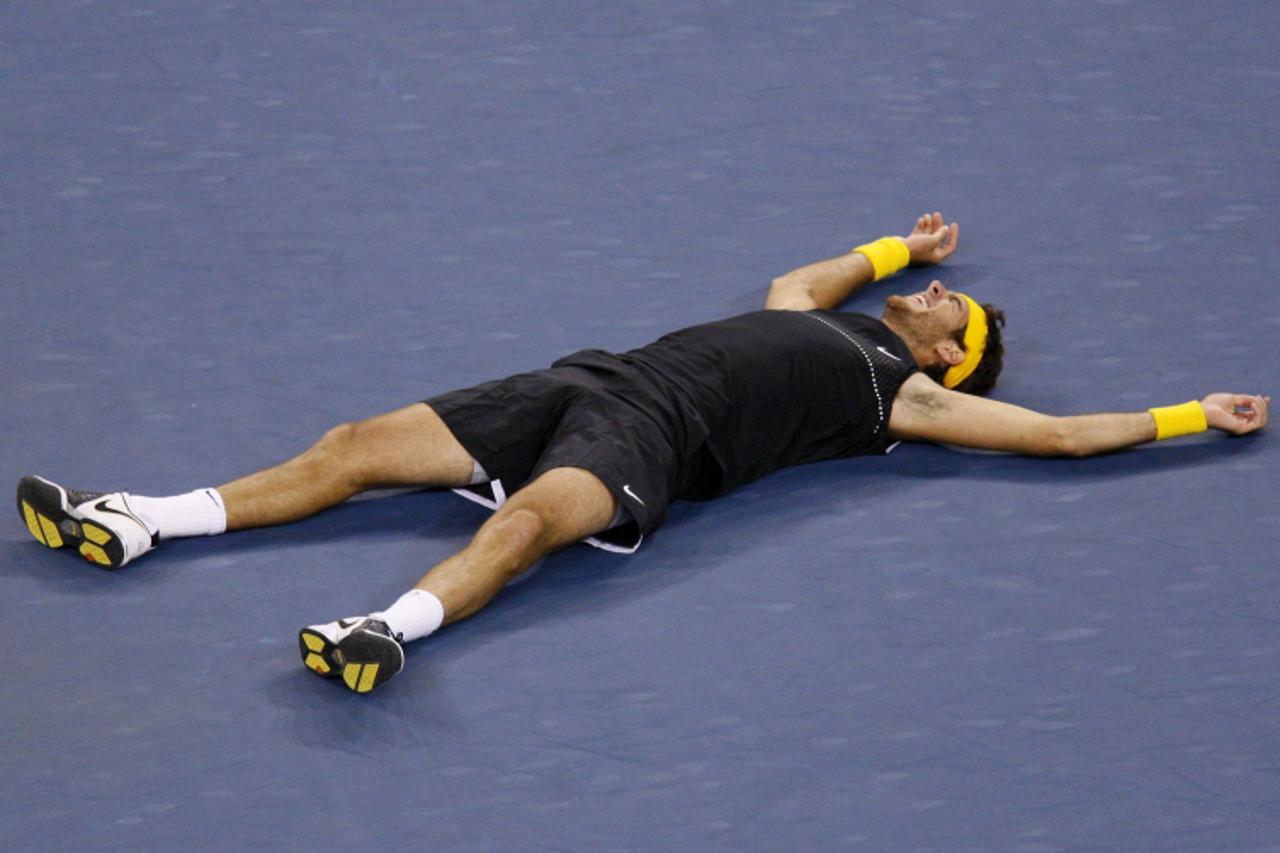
(622, 485), (645, 505)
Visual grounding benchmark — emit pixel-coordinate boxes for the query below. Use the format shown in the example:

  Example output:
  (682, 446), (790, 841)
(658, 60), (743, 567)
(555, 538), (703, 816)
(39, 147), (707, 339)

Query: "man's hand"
(1202, 393), (1269, 435)
(903, 211), (958, 266)
(765, 211), (959, 311)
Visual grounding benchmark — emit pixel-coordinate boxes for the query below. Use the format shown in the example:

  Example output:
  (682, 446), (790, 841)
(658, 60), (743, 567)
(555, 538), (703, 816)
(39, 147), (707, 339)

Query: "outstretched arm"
(888, 373), (1269, 456)
(765, 212), (960, 311)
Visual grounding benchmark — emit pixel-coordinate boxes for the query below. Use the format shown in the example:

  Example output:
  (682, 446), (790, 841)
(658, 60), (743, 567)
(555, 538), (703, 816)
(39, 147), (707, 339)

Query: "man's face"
(882, 280), (969, 346)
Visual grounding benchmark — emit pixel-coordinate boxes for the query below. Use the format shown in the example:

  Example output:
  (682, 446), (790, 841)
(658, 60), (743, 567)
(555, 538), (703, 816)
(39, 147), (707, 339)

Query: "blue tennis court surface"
(3, 2), (1279, 848)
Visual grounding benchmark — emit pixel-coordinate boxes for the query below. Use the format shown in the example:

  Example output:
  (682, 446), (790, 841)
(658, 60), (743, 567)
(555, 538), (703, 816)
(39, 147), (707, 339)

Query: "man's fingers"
(1228, 394), (1268, 432)
(1235, 394), (1268, 415)
(906, 212), (957, 260)
(1204, 393), (1268, 434)
(940, 222), (958, 257)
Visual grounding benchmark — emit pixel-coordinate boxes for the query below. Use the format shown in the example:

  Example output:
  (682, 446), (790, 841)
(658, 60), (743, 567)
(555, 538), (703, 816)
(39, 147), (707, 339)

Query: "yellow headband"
(942, 293), (988, 389)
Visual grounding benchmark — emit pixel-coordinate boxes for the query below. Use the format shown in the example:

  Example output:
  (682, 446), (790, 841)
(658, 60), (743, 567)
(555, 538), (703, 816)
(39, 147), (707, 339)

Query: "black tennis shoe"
(16, 475), (158, 569)
(299, 616), (405, 694)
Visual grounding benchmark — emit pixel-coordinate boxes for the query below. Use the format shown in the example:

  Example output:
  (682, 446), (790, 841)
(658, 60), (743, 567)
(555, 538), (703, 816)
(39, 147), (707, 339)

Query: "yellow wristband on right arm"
(852, 237), (910, 281)
(1148, 400), (1208, 440)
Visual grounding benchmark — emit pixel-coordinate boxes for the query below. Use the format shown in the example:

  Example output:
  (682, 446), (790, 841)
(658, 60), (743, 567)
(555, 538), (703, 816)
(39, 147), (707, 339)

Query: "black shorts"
(425, 359), (686, 549)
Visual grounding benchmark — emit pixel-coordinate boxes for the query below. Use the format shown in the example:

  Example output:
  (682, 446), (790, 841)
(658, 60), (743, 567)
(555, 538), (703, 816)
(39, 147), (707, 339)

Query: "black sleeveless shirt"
(555, 310), (918, 501)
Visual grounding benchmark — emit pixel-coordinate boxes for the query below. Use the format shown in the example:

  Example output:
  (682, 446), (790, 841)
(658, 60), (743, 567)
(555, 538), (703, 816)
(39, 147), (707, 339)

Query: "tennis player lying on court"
(17, 212), (1269, 694)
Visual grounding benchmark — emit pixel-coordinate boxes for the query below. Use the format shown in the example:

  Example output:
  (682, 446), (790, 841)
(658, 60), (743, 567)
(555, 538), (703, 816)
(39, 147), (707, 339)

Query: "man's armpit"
(902, 385), (951, 419)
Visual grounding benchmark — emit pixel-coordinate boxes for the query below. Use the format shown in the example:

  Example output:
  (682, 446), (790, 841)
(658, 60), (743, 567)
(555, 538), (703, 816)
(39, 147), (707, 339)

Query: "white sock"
(124, 489), (227, 540)
(373, 589), (445, 644)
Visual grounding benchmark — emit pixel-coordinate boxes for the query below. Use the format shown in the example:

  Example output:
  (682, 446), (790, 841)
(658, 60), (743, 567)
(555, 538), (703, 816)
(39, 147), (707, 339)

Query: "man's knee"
(488, 507), (547, 554)
(309, 421), (376, 485)
(492, 468), (616, 551)
(315, 421), (358, 451)
(312, 421), (365, 464)
(479, 507), (549, 580)
(314, 405), (476, 488)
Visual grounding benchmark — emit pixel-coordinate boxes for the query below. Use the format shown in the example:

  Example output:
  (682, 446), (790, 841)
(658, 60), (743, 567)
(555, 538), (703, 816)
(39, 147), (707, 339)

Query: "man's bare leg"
(413, 466), (618, 622)
(218, 402), (477, 530)
(301, 466), (617, 693)
(17, 402), (479, 568)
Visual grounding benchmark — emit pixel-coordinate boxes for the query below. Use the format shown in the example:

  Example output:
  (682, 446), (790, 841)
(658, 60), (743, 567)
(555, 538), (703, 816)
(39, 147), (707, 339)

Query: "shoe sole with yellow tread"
(17, 475), (126, 569)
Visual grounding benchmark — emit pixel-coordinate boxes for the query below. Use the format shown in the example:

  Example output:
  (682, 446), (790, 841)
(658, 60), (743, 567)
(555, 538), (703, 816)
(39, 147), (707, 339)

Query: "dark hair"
(922, 304), (1006, 397)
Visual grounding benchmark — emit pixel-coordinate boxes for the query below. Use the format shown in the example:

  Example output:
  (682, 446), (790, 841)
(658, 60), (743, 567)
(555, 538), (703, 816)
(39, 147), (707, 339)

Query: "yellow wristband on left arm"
(1148, 401), (1208, 440)
(852, 237), (910, 281)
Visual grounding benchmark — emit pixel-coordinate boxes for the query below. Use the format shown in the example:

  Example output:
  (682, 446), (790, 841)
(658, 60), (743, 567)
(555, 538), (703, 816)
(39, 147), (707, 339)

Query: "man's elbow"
(1048, 418), (1091, 457)
(765, 276), (813, 311)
